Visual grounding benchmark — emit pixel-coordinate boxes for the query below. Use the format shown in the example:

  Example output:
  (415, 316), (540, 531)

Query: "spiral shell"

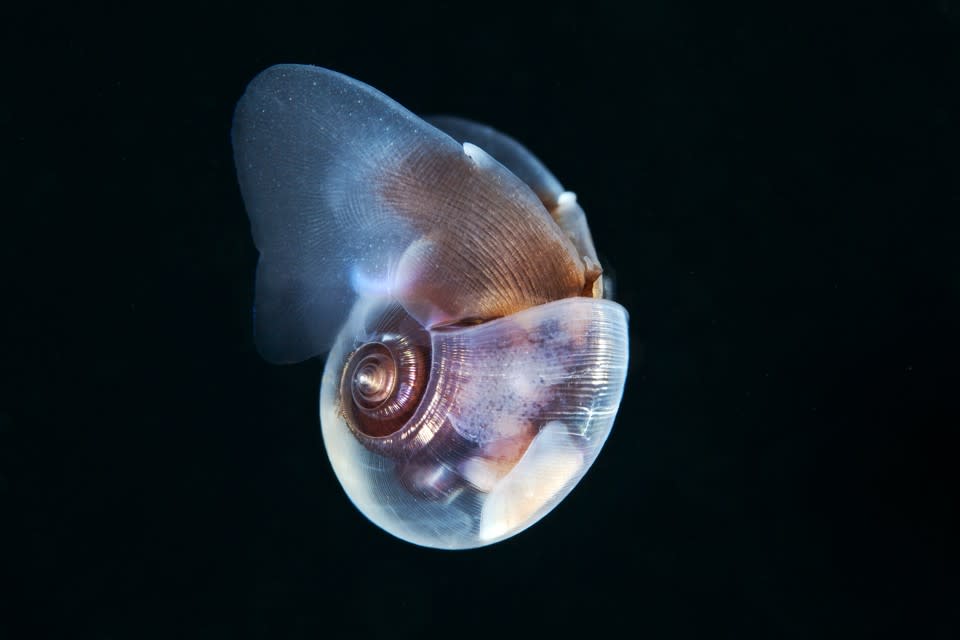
(322, 297), (627, 546)
(232, 64), (629, 548)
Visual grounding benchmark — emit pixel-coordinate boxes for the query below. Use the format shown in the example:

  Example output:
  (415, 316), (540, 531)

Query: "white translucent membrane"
(233, 65), (586, 364)
(320, 296), (629, 549)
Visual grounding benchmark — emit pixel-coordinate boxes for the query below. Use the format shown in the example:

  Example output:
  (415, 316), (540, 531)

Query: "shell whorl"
(338, 304), (433, 452)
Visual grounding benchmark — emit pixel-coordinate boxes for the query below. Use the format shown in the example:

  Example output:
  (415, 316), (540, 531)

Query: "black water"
(3, 2), (957, 638)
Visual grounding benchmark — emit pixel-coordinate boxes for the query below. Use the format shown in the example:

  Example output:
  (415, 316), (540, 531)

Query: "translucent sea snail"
(232, 64), (629, 549)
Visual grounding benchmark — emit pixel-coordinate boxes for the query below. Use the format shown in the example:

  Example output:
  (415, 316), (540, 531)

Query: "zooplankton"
(232, 64), (628, 549)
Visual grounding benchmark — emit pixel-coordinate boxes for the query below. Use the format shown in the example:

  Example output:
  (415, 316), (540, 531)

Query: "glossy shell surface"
(232, 64), (629, 548)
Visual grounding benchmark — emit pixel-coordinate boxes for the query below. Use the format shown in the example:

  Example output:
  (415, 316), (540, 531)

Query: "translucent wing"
(232, 65), (587, 363)
(426, 115), (566, 206)
(427, 115), (603, 297)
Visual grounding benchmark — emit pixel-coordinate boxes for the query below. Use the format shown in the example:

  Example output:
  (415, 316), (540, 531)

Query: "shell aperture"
(232, 64), (628, 548)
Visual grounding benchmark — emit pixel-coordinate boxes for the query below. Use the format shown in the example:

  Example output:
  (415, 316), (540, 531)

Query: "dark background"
(2, 1), (957, 637)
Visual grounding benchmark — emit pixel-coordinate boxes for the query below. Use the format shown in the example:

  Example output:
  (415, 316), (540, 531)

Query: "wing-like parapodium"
(426, 115), (566, 206)
(233, 65), (587, 362)
(427, 114), (603, 296)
